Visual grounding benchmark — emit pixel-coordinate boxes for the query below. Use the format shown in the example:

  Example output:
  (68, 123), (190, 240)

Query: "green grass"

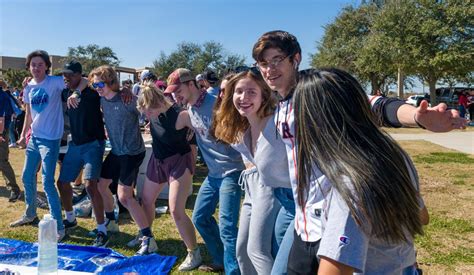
(414, 152), (474, 164)
(2, 140), (474, 273)
(429, 247), (474, 266)
(415, 215), (474, 265)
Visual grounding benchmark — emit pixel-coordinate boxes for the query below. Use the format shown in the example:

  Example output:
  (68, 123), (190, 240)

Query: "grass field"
(1, 139), (473, 274)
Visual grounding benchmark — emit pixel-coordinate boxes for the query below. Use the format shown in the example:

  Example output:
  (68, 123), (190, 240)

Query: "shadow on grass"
(0, 186), (10, 199)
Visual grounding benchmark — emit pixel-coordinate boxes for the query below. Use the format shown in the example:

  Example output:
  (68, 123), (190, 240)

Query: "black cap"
(204, 70), (219, 83)
(61, 60), (82, 74)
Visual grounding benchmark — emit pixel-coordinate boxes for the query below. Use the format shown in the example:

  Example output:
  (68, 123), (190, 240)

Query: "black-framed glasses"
(234, 66), (260, 75)
(92, 81), (106, 89)
(256, 55), (288, 70)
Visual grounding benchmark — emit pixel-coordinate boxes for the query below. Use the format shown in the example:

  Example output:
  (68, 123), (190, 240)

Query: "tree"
(409, 0), (474, 104)
(311, 5), (397, 94)
(1, 68), (31, 89)
(152, 41), (246, 79)
(62, 44), (120, 74)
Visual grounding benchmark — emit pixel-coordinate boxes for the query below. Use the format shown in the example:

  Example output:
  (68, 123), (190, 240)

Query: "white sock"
(66, 211), (75, 222)
(97, 223), (107, 235)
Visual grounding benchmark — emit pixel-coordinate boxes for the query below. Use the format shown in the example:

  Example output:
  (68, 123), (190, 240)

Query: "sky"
(0, 0), (435, 93)
(0, 0), (358, 69)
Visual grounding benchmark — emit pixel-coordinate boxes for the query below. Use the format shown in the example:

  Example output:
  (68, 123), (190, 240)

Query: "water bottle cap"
(43, 214), (53, 220)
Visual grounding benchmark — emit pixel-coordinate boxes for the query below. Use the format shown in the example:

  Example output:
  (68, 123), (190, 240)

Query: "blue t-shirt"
(23, 75), (65, 140)
(206, 86), (220, 97)
(0, 90), (12, 130)
(188, 93), (244, 178)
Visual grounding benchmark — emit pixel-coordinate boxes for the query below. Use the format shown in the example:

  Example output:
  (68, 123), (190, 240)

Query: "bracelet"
(414, 113), (426, 129)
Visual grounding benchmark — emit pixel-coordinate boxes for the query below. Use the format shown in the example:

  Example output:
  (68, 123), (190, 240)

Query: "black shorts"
(287, 230), (321, 275)
(100, 151), (145, 186)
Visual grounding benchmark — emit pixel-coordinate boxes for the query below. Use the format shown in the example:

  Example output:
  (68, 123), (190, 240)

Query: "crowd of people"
(0, 30), (468, 274)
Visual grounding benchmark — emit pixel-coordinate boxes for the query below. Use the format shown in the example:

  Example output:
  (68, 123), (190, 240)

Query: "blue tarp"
(0, 238), (176, 274)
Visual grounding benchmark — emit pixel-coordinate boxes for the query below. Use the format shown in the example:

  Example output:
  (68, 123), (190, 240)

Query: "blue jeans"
(192, 171), (242, 275)
(459, 105), (466, 119)
(272, 187), (296, 275)
(8, 119), (16, 145)
(22, 136), (64, 231)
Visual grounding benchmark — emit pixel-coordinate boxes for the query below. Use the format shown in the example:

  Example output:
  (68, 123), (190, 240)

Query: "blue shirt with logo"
(23, 75), (65, 140)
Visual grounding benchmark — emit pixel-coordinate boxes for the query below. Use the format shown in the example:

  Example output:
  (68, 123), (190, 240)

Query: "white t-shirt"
(23, 75), (65, 140)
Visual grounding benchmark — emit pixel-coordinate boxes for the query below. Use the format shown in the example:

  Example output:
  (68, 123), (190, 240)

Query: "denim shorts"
(58, 140), (105, 183)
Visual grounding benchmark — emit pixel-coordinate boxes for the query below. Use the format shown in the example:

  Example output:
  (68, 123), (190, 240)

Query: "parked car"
(406, 94), (430, 107)
(436, 87), (470, 108)
(406, 95), (426, 106)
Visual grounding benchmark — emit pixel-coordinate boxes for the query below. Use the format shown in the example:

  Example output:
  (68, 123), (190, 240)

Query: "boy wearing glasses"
(251, 30), (467, 274)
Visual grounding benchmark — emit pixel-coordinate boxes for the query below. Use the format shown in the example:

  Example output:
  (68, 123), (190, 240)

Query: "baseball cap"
(164, 68), (194, 94)
(140, 70), (152, 81)
(204, 70), (219, 83)
(61, 60), (82, 74)
(155, 80), (167, 89)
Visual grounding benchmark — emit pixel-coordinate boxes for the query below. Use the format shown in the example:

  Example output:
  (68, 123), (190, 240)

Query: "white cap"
(140, 70), (151, 81)
(196, 74), (204, 81)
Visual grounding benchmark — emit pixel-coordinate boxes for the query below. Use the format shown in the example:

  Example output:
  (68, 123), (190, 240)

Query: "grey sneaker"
(135, 236), (158, 256)
(179, 247), (202, 271)
(93, 231), (109, 247)
(8, 190), (22, 202)
(63, 219), (78, 230)
(126, 231), (143, 248)
(9, 216), (39, 227)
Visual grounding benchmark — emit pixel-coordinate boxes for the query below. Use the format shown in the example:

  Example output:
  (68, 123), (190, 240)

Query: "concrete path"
(391, 131), (474, 155)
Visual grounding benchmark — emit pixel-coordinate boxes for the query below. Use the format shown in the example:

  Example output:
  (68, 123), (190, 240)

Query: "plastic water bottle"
(38, 214), (58, 275)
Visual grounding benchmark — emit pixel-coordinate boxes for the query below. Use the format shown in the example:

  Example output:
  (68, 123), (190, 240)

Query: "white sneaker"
(178, 247), (202, 271)
(135, 236), (158, 256)
(127, 231), (143, 248)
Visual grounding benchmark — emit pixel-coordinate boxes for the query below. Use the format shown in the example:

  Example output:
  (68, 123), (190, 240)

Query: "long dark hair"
(295, 68), (423, 243)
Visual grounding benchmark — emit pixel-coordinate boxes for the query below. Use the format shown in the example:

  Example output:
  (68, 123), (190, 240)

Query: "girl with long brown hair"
(294, 68), (429, 274)
(214, 68), (286, 274)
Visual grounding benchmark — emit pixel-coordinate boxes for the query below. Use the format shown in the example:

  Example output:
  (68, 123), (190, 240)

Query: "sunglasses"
(92, 81), (106, 89)
(234, 66), (260, 75)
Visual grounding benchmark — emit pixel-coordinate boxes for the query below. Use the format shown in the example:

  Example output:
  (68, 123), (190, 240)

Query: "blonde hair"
(88, 65), (119, 92)
(214, 70), (276, 144)
(137, 81), (172, 112)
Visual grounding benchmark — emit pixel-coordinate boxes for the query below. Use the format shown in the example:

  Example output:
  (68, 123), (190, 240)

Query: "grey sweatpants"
(236, 167), (281, 274)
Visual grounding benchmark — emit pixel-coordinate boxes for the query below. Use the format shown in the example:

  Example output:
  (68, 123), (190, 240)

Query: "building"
(0, 55), (141, 83)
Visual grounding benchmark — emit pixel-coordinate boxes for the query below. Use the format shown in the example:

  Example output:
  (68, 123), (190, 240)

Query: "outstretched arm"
(398, 100), (466, 132)
(370, 96), (466, 132)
